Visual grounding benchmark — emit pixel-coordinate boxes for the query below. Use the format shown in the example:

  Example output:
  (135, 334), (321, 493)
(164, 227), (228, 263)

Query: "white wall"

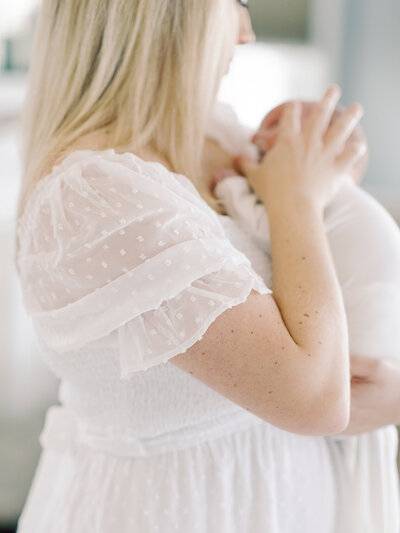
(311, 0), (400, 221)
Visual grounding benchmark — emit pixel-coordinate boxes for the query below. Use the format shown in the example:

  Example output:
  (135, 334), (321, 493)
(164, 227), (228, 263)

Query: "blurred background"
(0, 1), (399, 531)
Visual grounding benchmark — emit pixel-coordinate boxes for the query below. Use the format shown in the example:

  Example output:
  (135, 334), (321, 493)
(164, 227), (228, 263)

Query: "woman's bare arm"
(171, 199), (350, 437)
(171, 88), (366, 437)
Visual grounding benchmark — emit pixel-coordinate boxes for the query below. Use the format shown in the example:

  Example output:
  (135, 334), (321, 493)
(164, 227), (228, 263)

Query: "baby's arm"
(214, 175), (271, 252)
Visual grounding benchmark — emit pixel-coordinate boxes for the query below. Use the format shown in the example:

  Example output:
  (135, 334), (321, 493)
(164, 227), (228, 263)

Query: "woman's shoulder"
(30, 148), (179, 195)
(24, 147), (222, 213)
(16, 148), (225, 259)
(18, 98), (248, 237)
(19, 148), (205, 212)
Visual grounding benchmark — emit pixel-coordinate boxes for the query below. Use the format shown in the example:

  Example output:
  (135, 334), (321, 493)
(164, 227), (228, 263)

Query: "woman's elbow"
(306, 391), (351, 437)
(261, 390), (351, 437)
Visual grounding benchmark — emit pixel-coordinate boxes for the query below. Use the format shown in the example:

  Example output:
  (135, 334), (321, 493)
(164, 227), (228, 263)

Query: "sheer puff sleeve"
(17, 150), (271, 377)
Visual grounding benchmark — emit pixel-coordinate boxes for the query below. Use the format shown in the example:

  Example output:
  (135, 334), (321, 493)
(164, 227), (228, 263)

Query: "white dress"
(214, 168), (400, 532)
(16, 102), (351, 533)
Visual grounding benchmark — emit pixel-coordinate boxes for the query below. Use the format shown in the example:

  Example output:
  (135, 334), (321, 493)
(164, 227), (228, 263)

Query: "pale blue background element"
(311, 0), (400, 198)
(341, 0), (400, 191)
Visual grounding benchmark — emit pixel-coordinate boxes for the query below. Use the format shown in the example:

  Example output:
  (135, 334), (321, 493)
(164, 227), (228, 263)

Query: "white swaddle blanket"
(215, 172), (400, 532)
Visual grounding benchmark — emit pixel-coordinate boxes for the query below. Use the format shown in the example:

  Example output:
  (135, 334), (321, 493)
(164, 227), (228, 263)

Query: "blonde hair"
(16, 0), (233, 236)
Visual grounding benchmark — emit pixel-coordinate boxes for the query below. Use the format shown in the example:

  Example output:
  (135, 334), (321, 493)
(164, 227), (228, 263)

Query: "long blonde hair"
(16, 0), (233, 233)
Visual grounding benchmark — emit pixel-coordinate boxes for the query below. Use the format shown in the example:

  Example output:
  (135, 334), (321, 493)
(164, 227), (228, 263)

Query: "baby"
(211, 101), (400, 531)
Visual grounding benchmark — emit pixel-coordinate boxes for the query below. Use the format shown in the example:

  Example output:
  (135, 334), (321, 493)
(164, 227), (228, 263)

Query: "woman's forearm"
(268, 199), (350, 416)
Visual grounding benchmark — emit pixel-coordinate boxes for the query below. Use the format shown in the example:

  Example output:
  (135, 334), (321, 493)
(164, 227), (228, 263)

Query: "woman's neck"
(121, 137), (235, 197)
(201, 137), (235, 194)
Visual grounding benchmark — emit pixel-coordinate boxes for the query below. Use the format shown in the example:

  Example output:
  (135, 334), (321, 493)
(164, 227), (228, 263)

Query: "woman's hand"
(252, 101), (369, 184)
(336, 355), (400, 435)
(233, 85), (366, 215)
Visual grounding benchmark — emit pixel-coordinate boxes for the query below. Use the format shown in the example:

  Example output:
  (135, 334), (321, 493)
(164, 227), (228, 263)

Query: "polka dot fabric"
(17, 149), (270, 377)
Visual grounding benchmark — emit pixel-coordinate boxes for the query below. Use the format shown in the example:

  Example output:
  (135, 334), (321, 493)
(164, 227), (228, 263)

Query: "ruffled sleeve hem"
(118, 261), (271, 378)
(31, 236), (271, 361)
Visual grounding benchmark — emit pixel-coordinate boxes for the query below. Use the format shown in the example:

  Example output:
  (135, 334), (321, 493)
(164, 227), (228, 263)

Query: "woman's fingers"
(304, 85), (342, 141)
(349, 354), (382, 380)
(233, 154), (259, 176)
(277, 101), (301, 138)
(324, 103), (364, 155)
(252, 132), (271, 153)
(336, 140), (367, 174)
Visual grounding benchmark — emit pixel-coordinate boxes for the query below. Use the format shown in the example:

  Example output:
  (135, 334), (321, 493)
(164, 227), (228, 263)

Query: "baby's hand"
(211, 169), (271, 252)
(252, 101), (369, 183)
(211, 153), (260, 194)
(210, 167), (240, 194)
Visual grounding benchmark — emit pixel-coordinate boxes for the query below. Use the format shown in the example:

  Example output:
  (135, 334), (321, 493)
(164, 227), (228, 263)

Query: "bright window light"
(0, 1), (40, 38)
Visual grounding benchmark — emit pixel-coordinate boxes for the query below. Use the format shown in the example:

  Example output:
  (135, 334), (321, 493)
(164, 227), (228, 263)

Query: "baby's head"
(211, 100), (368, 193)
(253, 102), (368, 171)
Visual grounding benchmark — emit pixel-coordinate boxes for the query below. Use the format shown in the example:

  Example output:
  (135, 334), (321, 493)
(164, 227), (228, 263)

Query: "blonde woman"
(14, 1), (398, 532)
